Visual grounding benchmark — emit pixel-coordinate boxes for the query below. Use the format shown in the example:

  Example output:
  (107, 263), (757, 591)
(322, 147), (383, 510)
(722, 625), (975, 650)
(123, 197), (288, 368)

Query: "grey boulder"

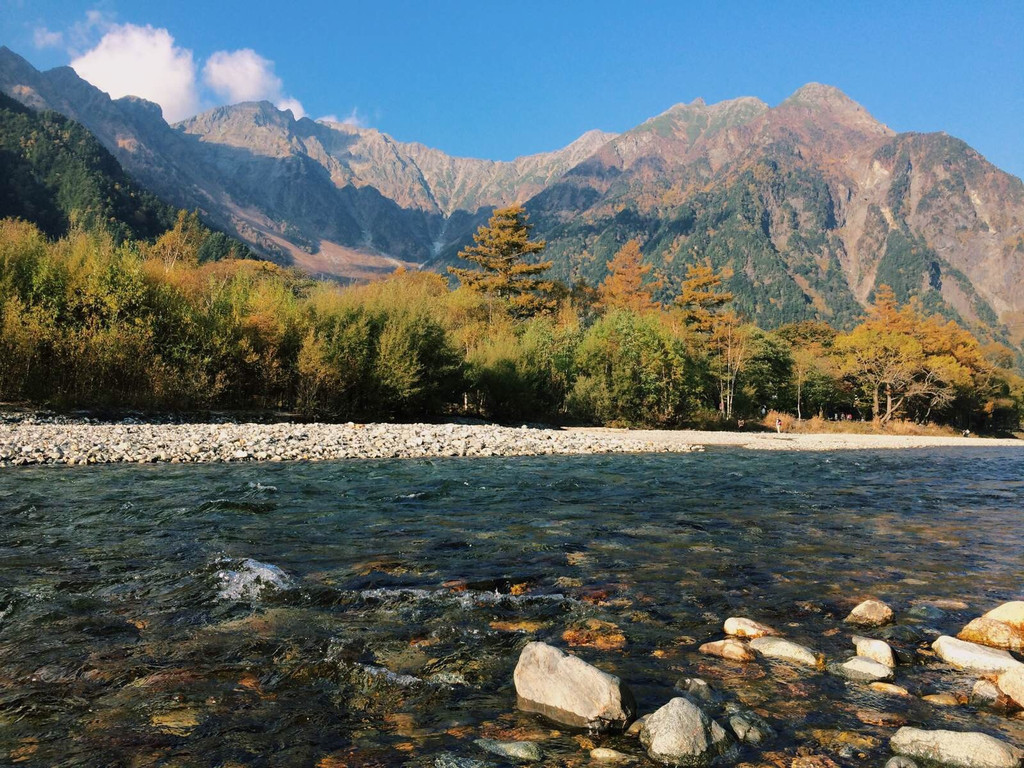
(513, 641), (635, 731)
(640, 697), (733, 767)
(891, 727), (1023, 768)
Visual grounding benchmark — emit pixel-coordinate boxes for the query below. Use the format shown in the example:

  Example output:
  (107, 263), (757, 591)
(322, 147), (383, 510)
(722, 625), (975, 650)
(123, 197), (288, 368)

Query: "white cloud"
(317, 108), (367, 128)
(276, 97), (306, 119)
(32, 27), (64, 49)
(203, 49), (304, 117)
(70, 23), (200, 122)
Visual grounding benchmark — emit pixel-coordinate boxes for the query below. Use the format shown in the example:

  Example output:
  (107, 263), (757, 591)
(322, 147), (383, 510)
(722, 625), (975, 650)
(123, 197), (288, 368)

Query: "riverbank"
(2, 413), (1021, 466)
(572, 426), (1024, 451)
(0, 418), (699, 466)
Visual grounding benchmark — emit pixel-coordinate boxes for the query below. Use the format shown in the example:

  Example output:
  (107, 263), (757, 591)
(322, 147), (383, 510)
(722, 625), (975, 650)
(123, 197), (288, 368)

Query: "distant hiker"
(775, 418), (782, 434)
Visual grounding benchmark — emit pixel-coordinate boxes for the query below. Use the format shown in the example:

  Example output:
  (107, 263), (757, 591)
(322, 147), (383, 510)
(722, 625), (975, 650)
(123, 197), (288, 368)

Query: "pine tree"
(596, 239), (660, 313)
(675, 259), (734, 333)
(448, 204), (559, 316)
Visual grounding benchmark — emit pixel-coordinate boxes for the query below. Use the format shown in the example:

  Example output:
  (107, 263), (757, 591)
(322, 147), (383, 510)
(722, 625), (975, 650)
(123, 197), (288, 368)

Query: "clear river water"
(0, 447), (1022, 767)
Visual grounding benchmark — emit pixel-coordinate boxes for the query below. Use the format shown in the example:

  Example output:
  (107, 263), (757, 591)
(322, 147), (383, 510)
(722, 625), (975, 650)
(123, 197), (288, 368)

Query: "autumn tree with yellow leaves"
(596, 239), (660, 313)
(448, 204), (560, 317)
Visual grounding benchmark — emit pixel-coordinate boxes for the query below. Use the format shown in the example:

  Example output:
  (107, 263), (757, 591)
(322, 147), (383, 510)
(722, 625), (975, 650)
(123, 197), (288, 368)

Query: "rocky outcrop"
(890, 727), (1023, 768)
(639, 697), (733, 767)
(513, 642), (635, 731)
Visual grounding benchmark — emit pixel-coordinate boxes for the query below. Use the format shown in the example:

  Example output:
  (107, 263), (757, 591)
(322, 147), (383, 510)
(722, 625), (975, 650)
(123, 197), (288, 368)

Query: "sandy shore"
(570, 427), (1023, 451)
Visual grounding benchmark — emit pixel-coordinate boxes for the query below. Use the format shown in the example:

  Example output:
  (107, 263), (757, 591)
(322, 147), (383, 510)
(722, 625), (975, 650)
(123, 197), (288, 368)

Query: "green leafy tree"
(448, 204), (560, 317)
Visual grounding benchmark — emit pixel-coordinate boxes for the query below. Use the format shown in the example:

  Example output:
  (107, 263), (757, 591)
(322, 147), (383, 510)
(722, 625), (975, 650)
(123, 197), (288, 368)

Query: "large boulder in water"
(513, 642), (635, 731)
(932, 636), (1024, 676)
(640, 697), (733, 767)
(890, 727), (1023, 768)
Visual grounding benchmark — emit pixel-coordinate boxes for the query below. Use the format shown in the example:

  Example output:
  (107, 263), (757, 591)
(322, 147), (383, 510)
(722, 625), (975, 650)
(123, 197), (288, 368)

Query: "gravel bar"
(0, 418), (701, 466)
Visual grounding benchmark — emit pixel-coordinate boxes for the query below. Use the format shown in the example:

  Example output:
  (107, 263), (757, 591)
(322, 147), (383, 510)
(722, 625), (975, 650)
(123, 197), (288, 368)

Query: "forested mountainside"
(3, 47), (1023, 343)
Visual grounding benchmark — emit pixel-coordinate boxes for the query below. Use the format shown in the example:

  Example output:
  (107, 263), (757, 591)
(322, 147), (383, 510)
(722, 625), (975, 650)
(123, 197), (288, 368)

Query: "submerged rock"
(699, 638), (756, 662)
(435, 754), (495, 768)
(830, 656), (894, 682)
(723, 617), (779, 638)
(870, 682), (912, 697)
(675, 677), (715, 704)
(590, 747), (635, 763)
(639, 697), (733, 767)
(215, 558), (293, 600)
(749, 636), (820, 667)
(845, 599), (894, 627)
(890, 727), (1023, 768)
(884, 757), (918, 768)
(932, 636), (1024, 676)
(853, 635), (896, 668)
(513, 641), (635, 731)
(474, 738), (542, 763)
(724, 703), (775, 745)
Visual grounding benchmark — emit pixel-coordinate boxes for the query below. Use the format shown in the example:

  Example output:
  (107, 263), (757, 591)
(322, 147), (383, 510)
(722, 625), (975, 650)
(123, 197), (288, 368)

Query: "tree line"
(0, 205), (1021, 431)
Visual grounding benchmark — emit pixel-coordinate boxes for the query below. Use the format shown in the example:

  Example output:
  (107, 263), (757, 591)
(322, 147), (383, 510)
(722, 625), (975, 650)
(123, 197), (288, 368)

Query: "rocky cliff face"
(2, 46), (1022, 340)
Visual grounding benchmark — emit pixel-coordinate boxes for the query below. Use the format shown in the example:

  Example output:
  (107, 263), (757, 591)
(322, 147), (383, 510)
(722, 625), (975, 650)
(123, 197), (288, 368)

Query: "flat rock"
(885, 758), (918, 768)
(922, 693), (961, 707)
(831, 656), (894, 682)
(474, 738), (542, 763)
(853, 635), (896, 668)
(959, 617), (1024, 652)
(699, 638), (756, 662)
(640, 697), (733, 767)
(723, 617), (779, 638)
(932, 636), (1024, 676)
(870, 682), (912, 697)
(890, 727), (1023, 768)
(749, 636), (820, 667)
(996, 666), (1024, 709)
(513, 642), (635, 731)
(845, 599), (894, 627)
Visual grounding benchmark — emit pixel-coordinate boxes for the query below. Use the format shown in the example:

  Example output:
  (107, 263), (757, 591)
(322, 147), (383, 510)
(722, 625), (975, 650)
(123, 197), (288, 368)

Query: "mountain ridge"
(1, 46), (1022, 343)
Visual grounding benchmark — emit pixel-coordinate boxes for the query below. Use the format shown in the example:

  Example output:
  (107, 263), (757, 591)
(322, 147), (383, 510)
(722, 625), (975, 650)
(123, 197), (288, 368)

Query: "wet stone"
(830, 656), (894, 682)
(932, 635), (1024, 676)
(724, 703), (775, 746)
(513, 642), (636, 731)
(590, 747), (635, 763)
(698, 638), (756, 662)
(473, 738), (542, 763)
(890, 727), (1023, 768)
(845, 599), (894, 627)
(639, 697), (733, 767)
(724, 617), (779, 638)
(749, 636), (820, 667)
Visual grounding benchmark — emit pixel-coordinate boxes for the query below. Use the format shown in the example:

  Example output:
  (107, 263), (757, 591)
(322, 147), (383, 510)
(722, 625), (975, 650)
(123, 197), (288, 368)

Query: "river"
(0, 448), (1022, 766)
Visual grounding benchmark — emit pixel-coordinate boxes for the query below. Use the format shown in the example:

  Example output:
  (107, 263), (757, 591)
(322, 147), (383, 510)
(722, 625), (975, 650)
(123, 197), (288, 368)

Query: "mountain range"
(1, 46), (1022, 343)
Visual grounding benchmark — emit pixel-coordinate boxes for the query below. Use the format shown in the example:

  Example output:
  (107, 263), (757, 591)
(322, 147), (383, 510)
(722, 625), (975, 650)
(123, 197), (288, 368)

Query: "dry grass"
(761, 411), (960, 437)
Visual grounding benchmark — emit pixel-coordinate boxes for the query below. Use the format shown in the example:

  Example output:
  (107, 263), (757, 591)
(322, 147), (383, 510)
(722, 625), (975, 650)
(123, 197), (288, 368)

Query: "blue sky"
(2, 0), (1022, 178)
